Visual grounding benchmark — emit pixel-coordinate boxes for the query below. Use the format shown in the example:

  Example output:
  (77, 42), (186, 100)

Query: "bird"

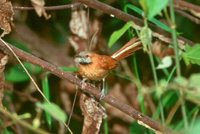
(75, 37), (142, 99)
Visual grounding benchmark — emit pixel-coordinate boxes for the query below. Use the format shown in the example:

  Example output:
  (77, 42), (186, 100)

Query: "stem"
(132, 55), (147, 114)
(169, 0), (188, 128)
(143, 19), (164, 123)
(144, 20), (158, 87)
(169, 0), (181, 77)
(159, 101), (165, 124)
(148, 49), (159, 87)
(180, 97), (188, 128)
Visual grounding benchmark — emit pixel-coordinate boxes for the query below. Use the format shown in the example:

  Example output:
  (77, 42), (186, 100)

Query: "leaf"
(5, 62), (42, 82)
(156, 56), (172, 69)
(188, 73), (200, 89)
(1, 129), (14, 134)
(161, 90), (178, 109)
(0, 0), (14, 37)
(139, 26), (152, 51)
(61, 67), (78, 72)
(174, 76), (188, 87)
(185, 119), (200, 134)
(36, 102), (67, 123)
(183, 44), (200, 65)
(124, 4), (171, 32)
(31, 0), (51, 19)
(42, 74), (52, 128)
(6, 39), (31, 52)
(139, 0), (169, 19)
(129, 121), (148, 134)
(108, 21), (134, 48)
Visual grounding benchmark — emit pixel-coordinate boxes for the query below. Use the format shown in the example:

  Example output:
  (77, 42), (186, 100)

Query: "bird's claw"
(99, 88), (106, 100)
(80, 78), (88, 89)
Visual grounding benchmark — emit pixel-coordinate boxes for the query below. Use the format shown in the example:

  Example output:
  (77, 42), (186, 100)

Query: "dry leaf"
(0, 0), (14, 37)
(31, 0), (51, 19)
(156, 56), (172, 69)
(70, 8), (88, 39)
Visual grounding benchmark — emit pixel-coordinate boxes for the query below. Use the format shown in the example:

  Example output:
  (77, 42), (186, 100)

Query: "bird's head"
(75, 51), (93, 65)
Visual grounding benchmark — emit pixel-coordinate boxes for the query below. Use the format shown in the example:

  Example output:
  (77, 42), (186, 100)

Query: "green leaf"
(161, 90), (178, 109)
(36, 102), (67, 123)
(139, 0), (148, 15)
(124, 4), (171, 33)
(183, 44), (200, 66)
(5, 39), (31, 52)
(129, 121), (149, 134)
(108, 21), (135, 48)
(139, 26), (152, 51)
(2, 129), (14, 134)
(188, 73), (200, 89)
(185, 120), (200, 134)
(139, 0), (169, 19)
(5, 62), (42, 82)
(103, 118), (109, 134)
(42, 74), (52, 128)
(61, 67), (78, 72)
(174, 76), (188, 87)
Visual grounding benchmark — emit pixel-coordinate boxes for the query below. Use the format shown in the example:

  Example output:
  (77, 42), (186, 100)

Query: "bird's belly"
(79, 65), (109, 81)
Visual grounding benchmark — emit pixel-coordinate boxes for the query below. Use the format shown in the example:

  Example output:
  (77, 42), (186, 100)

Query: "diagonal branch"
(0, 39), (172, 133)
(77, 0), (193, 49)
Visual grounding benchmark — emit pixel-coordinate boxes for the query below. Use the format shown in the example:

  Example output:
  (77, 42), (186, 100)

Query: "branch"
(174, 0), (200, 13)
(175, 9), (200, 24)
(0, 39), (171, 133)
(77, 0), (193, 49)
(13, 0), (194, 48)
(13, 3), (81, 10)
(0, 51), (8, 106)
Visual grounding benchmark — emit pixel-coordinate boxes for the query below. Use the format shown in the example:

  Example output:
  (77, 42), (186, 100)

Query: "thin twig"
(0, 39), (171, 133)
(13, 3), (81, 10)
(175, 9), (200, 24)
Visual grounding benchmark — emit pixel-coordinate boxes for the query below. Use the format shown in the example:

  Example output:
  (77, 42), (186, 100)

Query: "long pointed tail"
(111, 38), (142, 61)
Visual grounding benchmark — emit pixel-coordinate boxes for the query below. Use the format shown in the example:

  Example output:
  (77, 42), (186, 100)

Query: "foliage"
(5, 62), (42, 82)
(139, 0), (169, 19)
(108, 21), (135, 48)
(36, 102), (67, 123)
(183, 44), (200, 65)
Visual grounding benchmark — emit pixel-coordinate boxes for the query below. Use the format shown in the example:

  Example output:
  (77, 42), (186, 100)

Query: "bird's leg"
(80, 77), (88, 89)
(100, 78), (106, 100)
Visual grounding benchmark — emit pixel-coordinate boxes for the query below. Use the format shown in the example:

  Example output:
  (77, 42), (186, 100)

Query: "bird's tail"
(111, 38), (142, 61)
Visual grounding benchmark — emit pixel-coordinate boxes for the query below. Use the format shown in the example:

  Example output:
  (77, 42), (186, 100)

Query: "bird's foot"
(99, 88), (106, 100)
(80, 78), (88, 89)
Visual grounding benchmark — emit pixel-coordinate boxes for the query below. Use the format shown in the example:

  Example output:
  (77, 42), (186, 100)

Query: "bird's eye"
(85, 55), (89, 58)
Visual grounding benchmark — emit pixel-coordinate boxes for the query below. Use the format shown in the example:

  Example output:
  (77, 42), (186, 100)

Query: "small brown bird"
(75, 37), (141, 98)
